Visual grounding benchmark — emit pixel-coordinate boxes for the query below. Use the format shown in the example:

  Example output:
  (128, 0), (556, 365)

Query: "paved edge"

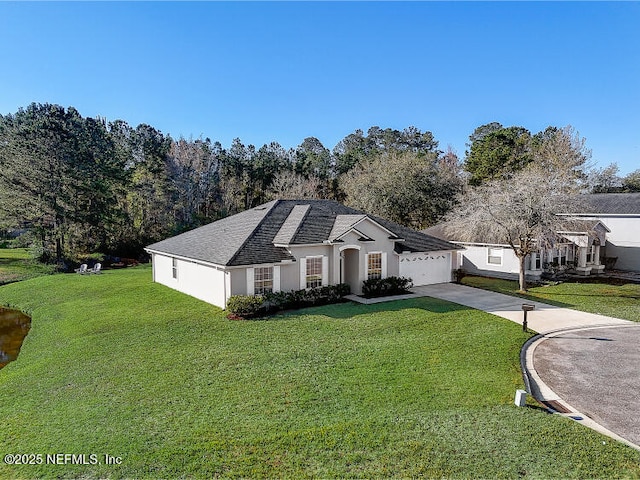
(521, 324), (640, 452)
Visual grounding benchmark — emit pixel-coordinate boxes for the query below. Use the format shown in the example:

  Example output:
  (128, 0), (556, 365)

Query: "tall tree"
(333, 126), (440, 176)
(168, 136), (222, 228)
(464, 125), (533, 185)
(341, 150), (462, 229)
(587, 163), (622, 193)
(447, 127), (589, 291)
(622, 169), (640, 192)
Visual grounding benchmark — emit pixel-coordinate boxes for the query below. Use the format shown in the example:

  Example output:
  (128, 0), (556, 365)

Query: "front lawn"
(1, 267), (638, 478)
(461, 275), (640, 322)
(0, 248), (56, 285)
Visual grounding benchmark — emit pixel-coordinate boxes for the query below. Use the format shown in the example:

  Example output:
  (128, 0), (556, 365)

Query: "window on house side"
(586, 246), (595, 264)
(254, 267), (274, 295)
(306, 257), (323, 289)
(172, 258), (178, 279)
(368, 253), (382, 280)
(487, 248), (503, 265)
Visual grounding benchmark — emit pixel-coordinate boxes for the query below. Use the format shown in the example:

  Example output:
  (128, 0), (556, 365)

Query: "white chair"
(88, 263), (102, 275)
(75, 264), (88, 274)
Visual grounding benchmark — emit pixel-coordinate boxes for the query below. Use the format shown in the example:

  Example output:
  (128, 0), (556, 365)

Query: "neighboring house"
(559, 193), (640, 272)
(424, 219), (609, 281)
(145, 199), (461, 308)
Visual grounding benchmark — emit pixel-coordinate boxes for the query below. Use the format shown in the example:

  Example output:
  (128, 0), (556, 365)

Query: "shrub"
(362, 276), (413, 298)
(227, 283), (352, 319)
(264, 283), (351, 311)
(226, 295), (265, 319)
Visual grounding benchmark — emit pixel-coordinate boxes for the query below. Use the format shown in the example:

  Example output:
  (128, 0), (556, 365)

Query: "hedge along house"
(145, 199), (461, 308)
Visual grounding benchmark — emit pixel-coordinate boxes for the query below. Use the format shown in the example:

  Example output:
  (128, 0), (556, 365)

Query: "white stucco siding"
(399, 251), (452, 285)
(460, 245), (521, 279)
(594, 216), (640, 271)
(152, 253), (227, 308)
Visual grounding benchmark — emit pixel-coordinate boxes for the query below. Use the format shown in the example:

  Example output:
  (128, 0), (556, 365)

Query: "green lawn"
(1, 267), (638, 478)
(461, 275), (640, 322)
(0, 248), (56, 285)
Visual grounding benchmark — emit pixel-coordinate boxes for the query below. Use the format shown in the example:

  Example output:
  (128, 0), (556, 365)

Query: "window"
(487, 248), (503, 265)
(552, 246), (567, 266)
(306, 257), (323, 289)
(254, 267), (273, 295)
(368, 253), (382, 280)
(172, 258), (178, 279)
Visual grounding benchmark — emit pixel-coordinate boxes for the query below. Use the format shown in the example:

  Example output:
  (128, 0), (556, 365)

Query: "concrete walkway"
(411, 283), (630, 334)
(411, 283), (640, 451)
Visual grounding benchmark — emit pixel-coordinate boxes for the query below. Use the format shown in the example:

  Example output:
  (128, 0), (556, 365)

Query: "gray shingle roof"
(579, 193), (640, 215)
(146, 199), (461, 267)
(145, 200), (280, 266)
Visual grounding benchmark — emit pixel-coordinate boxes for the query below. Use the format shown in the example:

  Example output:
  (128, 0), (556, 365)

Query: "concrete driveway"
(413, 283), (630, 334)
(413, 283), (639, 450)
(531, 324), (640, 449)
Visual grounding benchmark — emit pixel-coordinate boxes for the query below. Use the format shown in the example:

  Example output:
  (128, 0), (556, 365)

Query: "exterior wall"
(278, 263), (300, 292)
(460, 245), (541, 281)
(152, 253), (227, 308)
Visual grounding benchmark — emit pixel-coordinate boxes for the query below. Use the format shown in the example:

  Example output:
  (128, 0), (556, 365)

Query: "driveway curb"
(521, 324), (640, 452)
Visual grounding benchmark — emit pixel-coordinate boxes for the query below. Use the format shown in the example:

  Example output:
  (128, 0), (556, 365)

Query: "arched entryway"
(340, 246), (361, 295)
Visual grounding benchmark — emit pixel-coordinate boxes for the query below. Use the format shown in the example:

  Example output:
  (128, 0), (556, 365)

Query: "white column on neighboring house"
(593, 245), (601, 266)
(578, 247), (587, 268)
(529, 253), (536, 270)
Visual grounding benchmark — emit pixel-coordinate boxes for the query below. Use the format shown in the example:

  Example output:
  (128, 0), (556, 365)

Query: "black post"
(521, 304), (535, 333)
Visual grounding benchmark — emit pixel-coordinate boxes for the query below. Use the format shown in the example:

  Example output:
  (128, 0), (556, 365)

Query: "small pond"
(0, 307), (31, 369)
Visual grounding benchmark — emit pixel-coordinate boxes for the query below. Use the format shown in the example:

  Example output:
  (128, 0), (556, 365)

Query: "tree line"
(0, 102), (631, 268)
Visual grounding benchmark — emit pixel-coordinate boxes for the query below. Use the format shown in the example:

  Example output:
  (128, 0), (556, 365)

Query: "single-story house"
(424, 219), (610, 281)
(145, 199), (461, 308)
(558, 193), (640, 272)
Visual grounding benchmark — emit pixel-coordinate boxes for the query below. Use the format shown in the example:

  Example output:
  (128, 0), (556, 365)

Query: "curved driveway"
(532, 324), (640, 448)
(412, 283), (639, 450)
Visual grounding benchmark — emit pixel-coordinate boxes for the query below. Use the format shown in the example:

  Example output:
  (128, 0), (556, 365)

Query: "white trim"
(299, 258), (307, 289)
(558, 213), (640, 218)
(381, 252), (387, 278)
(246, 267), (255, 296)
(273, 265), (281, 292)
(224, 271), (231, 307)
(338, 244), (361, 252)
(145, 249), (227, 270)
(321, 256), (329, 286)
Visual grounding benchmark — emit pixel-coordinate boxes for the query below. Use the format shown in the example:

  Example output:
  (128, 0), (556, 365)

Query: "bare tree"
(268, 170), (322, 200)
(445, 127), (589, 291)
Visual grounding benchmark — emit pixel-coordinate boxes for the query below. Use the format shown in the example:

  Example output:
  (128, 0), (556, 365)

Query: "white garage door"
(399, 252), (452, 286)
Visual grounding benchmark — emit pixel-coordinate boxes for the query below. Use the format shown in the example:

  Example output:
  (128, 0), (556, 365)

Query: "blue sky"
(1, 2), (638, 174)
